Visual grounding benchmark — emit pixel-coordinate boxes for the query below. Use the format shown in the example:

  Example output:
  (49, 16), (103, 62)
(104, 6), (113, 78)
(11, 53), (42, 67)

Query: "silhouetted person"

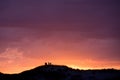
(48, 62), (52, 65)
(45, 62), (47, 65)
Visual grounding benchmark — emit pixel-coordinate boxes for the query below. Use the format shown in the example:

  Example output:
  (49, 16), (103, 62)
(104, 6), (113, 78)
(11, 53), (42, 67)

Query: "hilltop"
(0, 64), (120, 80)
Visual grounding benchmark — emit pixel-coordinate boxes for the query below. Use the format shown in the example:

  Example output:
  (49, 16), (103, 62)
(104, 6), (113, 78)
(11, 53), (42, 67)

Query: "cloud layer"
(0, 0), (120, 73)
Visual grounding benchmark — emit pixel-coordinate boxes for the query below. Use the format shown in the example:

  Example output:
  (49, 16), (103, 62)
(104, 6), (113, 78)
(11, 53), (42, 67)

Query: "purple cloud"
(0, 0), (119, 62)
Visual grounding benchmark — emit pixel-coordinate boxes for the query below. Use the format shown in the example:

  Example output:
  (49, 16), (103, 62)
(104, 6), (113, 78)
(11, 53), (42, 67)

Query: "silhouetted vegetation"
(0, 64), (120, 80)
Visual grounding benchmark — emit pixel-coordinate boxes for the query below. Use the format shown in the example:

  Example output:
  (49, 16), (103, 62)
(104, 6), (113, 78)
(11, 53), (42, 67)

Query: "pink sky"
(0, 0), (119, 73)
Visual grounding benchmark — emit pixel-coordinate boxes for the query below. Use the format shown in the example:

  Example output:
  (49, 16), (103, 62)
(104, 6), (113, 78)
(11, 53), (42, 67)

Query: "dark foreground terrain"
(0, 64), (120, 80)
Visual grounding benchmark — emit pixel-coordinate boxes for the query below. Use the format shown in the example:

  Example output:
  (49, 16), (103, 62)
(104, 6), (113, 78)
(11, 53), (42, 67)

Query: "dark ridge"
(0, 64), (120, 80)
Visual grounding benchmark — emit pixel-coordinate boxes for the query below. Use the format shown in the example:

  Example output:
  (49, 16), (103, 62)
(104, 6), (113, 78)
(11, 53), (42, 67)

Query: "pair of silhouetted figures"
(45, 62), (52, 65)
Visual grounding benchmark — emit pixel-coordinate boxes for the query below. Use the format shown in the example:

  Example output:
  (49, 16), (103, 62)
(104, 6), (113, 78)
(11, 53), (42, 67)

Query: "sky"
(0, 0), (120, 73)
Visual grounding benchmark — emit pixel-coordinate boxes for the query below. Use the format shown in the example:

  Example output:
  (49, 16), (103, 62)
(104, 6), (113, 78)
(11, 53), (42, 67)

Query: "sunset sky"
(0, 0), (120, 74)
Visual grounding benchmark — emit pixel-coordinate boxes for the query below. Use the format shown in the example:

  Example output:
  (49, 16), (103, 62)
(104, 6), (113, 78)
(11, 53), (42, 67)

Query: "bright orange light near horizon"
(68, 65), (82, 69)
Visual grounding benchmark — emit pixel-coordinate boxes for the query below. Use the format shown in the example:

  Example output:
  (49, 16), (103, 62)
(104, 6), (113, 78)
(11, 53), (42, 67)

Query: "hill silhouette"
(0, 64), (120, 80)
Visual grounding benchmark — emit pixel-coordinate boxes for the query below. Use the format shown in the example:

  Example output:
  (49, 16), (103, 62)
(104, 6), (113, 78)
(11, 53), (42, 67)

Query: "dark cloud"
(0, 0), (9, 12)
(0, 0), (119, 61)
(0, 0), (119, 25)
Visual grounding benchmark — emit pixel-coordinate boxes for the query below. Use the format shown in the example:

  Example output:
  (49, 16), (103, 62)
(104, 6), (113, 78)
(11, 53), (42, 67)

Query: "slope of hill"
(0, 64), (120, 80)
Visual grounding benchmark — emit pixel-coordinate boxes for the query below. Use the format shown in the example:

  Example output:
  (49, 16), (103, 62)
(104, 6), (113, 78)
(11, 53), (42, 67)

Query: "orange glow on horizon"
(0, 48), (120, 74)
(1, 59), (120, 74)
